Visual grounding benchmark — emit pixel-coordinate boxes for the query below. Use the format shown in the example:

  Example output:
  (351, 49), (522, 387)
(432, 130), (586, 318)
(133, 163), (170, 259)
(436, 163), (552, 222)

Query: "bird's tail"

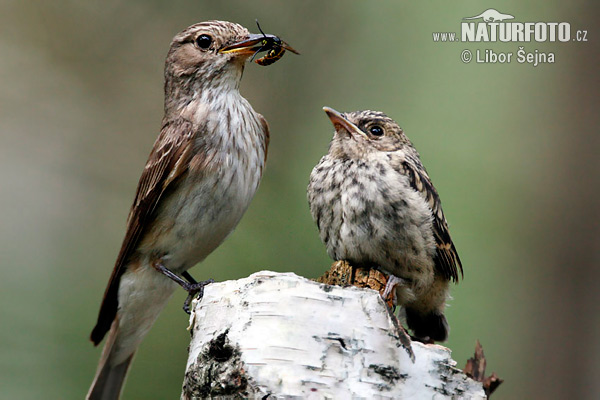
(405, 308), (449, 342)
(404, 276), (451, 342)
(87, 319), (135, 400)
(87, 265), (179, 399)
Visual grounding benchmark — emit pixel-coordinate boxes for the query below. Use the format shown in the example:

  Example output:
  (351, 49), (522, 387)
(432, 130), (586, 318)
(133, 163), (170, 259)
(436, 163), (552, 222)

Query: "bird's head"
(323, 107), (411, 158)
(164, 20), (281, 100)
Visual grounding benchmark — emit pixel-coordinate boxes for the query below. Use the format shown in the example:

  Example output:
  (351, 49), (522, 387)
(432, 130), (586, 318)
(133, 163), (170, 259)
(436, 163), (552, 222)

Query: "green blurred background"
(1, 1), (598, 398)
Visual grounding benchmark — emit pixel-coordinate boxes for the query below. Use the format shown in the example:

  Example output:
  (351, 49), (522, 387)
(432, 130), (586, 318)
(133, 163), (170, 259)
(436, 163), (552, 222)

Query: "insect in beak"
(251, 20), (300, 66)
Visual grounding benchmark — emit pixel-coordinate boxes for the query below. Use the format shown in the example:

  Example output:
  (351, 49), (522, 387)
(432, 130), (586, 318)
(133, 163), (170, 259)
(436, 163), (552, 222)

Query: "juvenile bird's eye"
(369, 126), (384, 137)
(196, 34), (213, 49)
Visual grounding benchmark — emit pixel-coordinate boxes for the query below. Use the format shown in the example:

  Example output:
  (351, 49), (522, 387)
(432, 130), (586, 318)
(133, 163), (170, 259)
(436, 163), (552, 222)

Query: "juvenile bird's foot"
(382, 274), (406, 303)
(153, 263), (214, 314)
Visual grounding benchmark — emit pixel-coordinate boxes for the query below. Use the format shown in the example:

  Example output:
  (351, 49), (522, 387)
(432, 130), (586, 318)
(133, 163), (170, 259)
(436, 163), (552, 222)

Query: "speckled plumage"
(308, 108), (462, 342)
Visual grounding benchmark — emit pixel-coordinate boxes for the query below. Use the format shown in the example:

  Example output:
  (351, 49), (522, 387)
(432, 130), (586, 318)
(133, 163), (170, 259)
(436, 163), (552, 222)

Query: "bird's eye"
(369, 126), (384, 137)
(195, 34), (213, 50)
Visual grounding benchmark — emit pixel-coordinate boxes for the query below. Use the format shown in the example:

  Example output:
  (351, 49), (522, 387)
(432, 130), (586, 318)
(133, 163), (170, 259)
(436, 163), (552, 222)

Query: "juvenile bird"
(87, 21), (287, 399)
(308, 107), (463, 343)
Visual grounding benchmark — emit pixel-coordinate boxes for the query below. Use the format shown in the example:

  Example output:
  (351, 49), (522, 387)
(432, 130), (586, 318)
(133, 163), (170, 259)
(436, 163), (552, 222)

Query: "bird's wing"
(91, 118), (196, 344)
(257, 113), (270, 165)
(397, 152), (463, 282)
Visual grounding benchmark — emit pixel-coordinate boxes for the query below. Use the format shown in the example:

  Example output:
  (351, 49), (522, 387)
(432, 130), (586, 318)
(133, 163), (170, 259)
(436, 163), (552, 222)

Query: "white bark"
(181, 271), (486, 399)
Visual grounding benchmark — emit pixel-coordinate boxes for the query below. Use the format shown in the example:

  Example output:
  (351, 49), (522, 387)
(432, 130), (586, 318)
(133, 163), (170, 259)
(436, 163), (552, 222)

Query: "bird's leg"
(181, 271), (198, 284)
(152, 262), (214, 314)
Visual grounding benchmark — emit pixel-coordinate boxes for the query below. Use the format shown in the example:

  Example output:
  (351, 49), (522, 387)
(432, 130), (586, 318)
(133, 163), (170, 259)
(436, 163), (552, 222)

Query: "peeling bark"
(315, 260), (394, 308)
(182, 271), (487, 399)
(464, 340), (503, 397)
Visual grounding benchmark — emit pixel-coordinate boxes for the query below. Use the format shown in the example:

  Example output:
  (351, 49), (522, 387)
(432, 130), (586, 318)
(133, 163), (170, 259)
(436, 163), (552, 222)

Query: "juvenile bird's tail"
(405, 308), (449, 342)
(87, 320), (135, 400)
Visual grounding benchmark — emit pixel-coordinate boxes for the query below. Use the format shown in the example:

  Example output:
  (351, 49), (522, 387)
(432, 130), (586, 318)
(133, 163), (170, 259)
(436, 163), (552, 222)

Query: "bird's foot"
(181, 271), (214, 314)
(181, 280), (214, 314)
(152, 263), (214, 314)
(382, 274), (405, 304)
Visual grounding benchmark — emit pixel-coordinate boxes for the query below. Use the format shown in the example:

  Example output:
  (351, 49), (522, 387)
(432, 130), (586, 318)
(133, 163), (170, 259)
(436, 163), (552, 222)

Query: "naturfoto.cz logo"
(432, 8), (589, 67)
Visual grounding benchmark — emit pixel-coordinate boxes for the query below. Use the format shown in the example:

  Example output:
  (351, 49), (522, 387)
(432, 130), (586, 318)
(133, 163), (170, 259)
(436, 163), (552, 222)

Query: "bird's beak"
(323, 107), (368, 138)
(218, 33), (272, 56)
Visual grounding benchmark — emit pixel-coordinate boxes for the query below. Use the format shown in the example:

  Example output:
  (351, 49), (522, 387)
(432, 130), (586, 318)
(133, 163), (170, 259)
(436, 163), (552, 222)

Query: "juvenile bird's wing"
(90, 118), (197, 344)
(396, 152), (463, 282)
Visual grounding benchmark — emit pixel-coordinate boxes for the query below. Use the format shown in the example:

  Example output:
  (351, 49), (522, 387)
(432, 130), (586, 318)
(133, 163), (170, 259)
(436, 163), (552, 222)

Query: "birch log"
(181, 271), (486, 399)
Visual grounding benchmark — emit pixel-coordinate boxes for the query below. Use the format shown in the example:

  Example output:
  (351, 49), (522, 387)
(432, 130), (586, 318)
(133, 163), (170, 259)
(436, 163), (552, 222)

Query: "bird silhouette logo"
(463, 9), (515, 23)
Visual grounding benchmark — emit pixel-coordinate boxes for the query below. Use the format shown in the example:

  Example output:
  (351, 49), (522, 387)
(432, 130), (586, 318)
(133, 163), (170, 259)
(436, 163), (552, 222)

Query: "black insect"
(256, 45), (287, 66)
(252, 20), (299, 66)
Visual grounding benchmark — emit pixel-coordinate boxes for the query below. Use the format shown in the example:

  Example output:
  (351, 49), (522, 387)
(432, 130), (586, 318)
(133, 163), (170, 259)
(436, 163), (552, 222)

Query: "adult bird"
(87, 21), (280, 399)
(308, 107), (463, 343)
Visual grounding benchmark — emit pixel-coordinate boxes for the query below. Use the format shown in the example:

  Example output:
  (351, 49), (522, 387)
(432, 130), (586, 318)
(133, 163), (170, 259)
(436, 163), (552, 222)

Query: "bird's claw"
(182, 279), (214, 314)
(382, 274), (405, 303)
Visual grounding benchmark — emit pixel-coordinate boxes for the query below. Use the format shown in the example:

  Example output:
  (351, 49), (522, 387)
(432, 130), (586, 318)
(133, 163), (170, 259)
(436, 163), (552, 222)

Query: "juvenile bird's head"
(323, 107), (412, 159)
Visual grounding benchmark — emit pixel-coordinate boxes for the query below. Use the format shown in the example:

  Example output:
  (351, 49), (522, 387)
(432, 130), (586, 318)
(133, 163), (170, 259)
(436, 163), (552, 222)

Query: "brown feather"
(257, 113), (270, 165)
(400, 153), (463, 282)
(90, 118), (196, 345)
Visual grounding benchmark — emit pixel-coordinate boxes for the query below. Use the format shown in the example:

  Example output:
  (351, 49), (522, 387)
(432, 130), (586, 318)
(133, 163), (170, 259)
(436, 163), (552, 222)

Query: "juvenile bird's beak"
(219, 34), (271, 56)
(323, 107), (368, 138)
